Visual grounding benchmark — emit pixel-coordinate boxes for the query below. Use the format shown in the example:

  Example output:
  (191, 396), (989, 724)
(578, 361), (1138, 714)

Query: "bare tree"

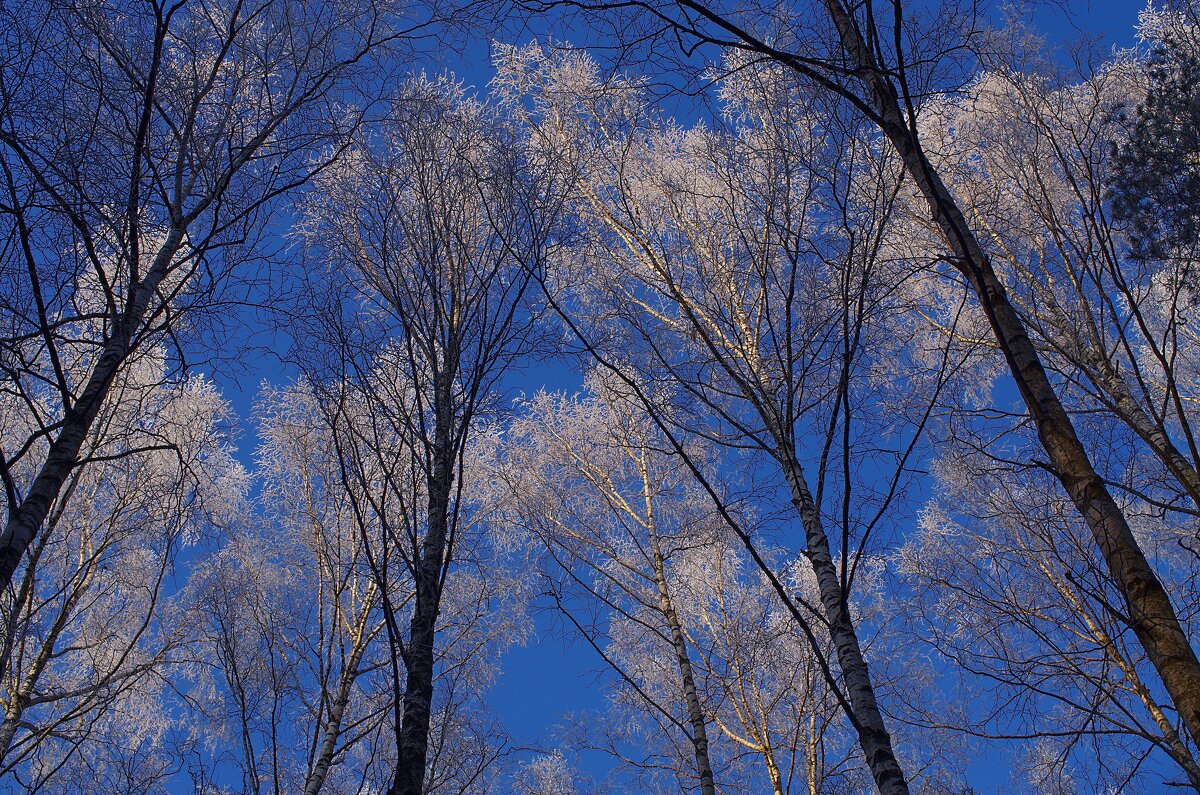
(497, 46), (959, 794)
(181, 374), (530, 795)
(0, 0), (432, 600)
(256, 384), (390, 795)
(883, 35), (1200, 790)
(901, 451), (1200, 791)
(0, 353), (243, 792)
(179, 382), (393, 795)
(293, 75), (564, 795)
(505, 372), (882, 793)
(507, 0), (1200, 756)
(504, 376), (722, 794)
(504, 374), (893, 793)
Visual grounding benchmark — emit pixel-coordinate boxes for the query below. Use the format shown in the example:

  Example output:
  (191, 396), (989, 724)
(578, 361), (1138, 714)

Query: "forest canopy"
(1, 0), (1198, 793)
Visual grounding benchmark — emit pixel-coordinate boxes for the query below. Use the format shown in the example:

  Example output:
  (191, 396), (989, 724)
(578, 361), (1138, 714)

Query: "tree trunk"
(764, 744), (785, 795)
(304, 586), (378, 795)
(649, 530), (716, 795)
(805, 711), (821, 795)
(0, 694), (27, 768)
(775, 442), (909, 795)
(813, 0), (1200, 751)
(0, 227), (184, 594)
(388, 501), (448, 795)
(389, 382), (455, 795)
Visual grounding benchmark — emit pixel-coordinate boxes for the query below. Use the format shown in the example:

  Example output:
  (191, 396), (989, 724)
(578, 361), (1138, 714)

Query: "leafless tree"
(901, 451), (1200, 791)
(0, 354), (242, 792)
(179, 382), (392, 795)
(503, 376), (722, 794)
(885, 30), (1200, 790)
(507, 0), (1200, 762)
(497, 46), (963, 794)
(0, 0), (436, 602)
(181, 374), (531, 795)
(293, 75), (566, 795)
(506, 375), (865, 793)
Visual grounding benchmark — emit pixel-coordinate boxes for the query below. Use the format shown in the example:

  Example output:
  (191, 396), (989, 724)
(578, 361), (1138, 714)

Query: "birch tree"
(880, 19), (1200, 789)
(181, 378), (530, 795)
(294, 75), (562, 795)
(505, 374), (870, 793)
(0, 0), (433, 601)
(179, 382), (393, 795)
(257, 384), (389, 795)
(901, 452), (1200, 792)
(504, 377), (723, 794)
(511, 0), (1200, 757)
(498, 47), (956, 794)
(0, 351), (243, 792)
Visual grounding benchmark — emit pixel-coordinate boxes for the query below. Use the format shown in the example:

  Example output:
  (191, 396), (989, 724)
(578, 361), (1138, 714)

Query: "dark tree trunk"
(817, 0), (1200, 748)
(0, 229), (184, 593)
(390, 380), (455, 795)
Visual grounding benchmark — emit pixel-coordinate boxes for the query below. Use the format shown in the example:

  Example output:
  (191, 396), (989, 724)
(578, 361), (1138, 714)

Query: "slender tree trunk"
(304, 587), (378, 795)
(0, 694), (27, 767)
(0, 228), (184, 594)
(810, 0), (1200, 750)
(805, 712), (821, 795)
(764, 745), (784, 795)
(388, 508), (447, 795)
(774, 440), (909, 795)
(648, 531), (716, 795)
(390, 382), (455, 795)
(1089, 354), (1200, 503)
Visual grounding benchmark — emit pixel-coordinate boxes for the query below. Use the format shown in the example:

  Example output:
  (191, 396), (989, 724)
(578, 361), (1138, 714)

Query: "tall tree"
(0, 351), (243, 792)
(511, 0), (1200, 754)
(294, 75), (564, 795)
(181, 381), (393, 795)
(505, 377), (722, 794)
(0, 0), (430, 599)
(879, 27), (1200, 790)
(182, 379), (529, 795)
(506, 377), (865, 793)
(499, 46), (955, 794)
